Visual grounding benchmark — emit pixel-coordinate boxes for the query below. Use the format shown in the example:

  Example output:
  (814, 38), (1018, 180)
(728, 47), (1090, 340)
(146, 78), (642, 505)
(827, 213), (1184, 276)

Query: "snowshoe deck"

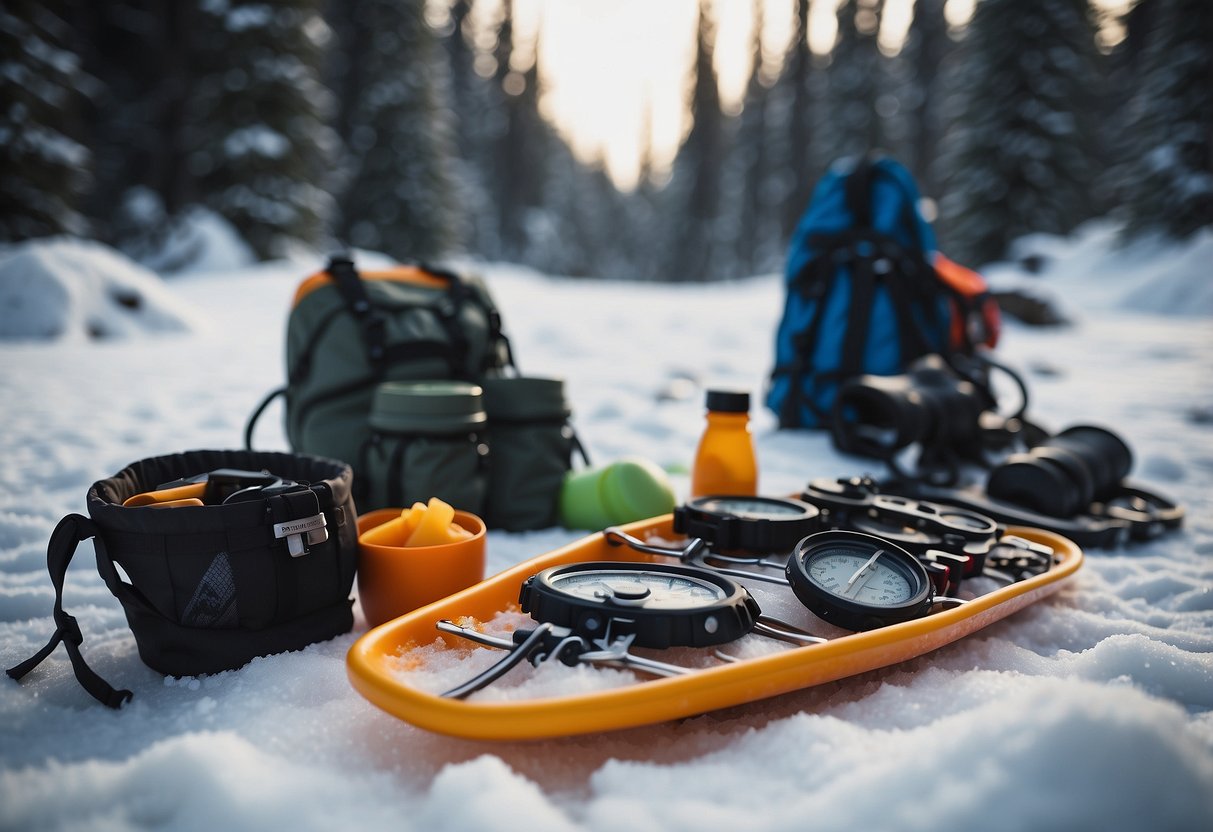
(346, 516), (1082, 740)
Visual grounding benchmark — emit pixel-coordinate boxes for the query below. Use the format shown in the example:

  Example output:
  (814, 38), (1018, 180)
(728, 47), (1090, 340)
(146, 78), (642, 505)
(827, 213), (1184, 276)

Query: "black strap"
(6, 515), (134, 709)
(839, 251), (876, 380)
(244, 385), (287, 451)
(844, 157), (877, 228)
(327, 254), (388, 367)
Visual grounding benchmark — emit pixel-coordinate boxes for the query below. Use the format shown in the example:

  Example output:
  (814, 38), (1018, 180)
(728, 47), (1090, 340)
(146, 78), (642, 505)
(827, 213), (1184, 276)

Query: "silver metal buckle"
(273, 513), (328, 557)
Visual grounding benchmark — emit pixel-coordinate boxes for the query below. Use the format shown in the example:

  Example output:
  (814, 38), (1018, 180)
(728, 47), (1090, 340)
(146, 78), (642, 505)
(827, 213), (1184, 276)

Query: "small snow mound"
(989, 222), (1213, 318)
(115, 188), (256, 275)
(156, 207), (257, 275)
(0, 237), (204, 341)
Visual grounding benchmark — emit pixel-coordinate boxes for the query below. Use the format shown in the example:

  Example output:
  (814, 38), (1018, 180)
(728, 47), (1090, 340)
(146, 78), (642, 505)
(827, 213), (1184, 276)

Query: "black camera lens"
(987, 425), (1133, 517)
(831, 355), (986, 460)
(832, 377), (931, 456)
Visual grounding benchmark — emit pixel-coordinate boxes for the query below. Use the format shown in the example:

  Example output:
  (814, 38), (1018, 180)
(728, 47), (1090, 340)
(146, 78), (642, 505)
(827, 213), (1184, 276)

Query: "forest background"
(1, 0), (1209, 281)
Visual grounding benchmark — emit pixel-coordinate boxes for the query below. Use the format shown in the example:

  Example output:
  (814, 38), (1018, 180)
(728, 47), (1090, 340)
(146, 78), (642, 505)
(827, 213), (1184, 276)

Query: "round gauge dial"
(547, 568), (729, 609)
(693, 497), (808, 518)
(673, 495), (820, 553)
(786, 531), (934, 631)
(520, 561), (761, 648)
(805, 549), (916, 606)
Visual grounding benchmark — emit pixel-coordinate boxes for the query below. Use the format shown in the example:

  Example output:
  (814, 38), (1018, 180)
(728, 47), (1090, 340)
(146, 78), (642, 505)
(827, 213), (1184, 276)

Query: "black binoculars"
(987, 425), (1133, 517)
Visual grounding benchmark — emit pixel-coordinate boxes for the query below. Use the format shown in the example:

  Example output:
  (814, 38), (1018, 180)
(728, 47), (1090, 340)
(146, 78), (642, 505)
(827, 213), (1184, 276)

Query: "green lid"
(480, 376), (568, 421)
(370, 381), (487, 434)
(600, 458), (676, 523)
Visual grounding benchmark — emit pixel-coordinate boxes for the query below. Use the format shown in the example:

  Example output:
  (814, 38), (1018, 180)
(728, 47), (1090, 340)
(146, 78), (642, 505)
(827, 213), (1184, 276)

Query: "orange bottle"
(691, 390), (758, 497)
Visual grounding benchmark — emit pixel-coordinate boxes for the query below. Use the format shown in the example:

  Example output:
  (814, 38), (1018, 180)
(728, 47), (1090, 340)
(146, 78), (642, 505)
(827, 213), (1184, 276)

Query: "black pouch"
(6, 449), (358, 708)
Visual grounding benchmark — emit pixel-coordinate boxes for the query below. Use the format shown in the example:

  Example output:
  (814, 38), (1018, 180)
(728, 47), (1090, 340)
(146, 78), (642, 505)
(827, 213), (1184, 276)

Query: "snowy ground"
(2, 226), (1212, 830)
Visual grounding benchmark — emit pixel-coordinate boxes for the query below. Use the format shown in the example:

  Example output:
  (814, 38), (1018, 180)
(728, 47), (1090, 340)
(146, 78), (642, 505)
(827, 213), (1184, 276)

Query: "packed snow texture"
(1, 228), (1211, 830)
(0, 237), (205, 340)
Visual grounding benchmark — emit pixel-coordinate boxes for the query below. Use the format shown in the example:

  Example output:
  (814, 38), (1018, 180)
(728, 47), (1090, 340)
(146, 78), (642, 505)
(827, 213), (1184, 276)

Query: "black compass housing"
(673, 495), (821, 553)
(519, 561), (761, 648)
(786, 531), (934, 632)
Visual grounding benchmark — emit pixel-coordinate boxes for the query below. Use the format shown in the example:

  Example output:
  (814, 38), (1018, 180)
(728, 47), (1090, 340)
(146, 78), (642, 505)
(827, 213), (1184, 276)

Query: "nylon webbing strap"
(327, 254), (387, 367)
(244, 385), (287, 451)
(840, 253), (876, 380)
(6, 514), (134, 709)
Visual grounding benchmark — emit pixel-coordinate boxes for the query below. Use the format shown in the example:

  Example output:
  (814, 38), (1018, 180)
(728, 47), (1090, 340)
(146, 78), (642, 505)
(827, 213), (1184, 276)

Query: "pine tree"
(441, 0), (501, 259)
(777, 0), (817, 237)
(662, 0), (728, 281)
(493, 5), (551, 262)
(332, 0), (461, 261)
(934, 0), (1103, 266)
(74, 1), (198, 258)
(887, 0), (952, 199)
(0, 0), (90, 241)
(818, 0), (888, 163)
(185, 0), (337, 259)
(625, 104), (666, 280)
(1115, 0), (1213, 240)
(724, 0), (783, 275)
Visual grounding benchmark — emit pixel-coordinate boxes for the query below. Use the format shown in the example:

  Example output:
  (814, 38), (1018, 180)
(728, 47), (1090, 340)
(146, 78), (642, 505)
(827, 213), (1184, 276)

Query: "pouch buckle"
(273, 513), (329, 557)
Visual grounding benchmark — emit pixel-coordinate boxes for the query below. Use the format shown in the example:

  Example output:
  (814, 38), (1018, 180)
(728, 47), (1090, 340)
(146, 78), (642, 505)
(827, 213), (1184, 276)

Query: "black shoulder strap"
(6, 515), (134, 709)
(327, 254), (388, 367)
(845, 157), (878, 228)
(244, 385), (287, 451)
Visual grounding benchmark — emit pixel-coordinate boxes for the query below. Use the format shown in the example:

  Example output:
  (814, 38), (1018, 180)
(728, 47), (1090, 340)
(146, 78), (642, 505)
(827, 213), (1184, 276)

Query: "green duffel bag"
(482, 377), (588, 531)
(360, 381), (489, 514)
(245, 254), (514, 475)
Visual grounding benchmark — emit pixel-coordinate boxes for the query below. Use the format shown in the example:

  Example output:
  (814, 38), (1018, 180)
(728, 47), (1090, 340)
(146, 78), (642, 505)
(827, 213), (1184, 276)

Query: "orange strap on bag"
(934, 253), (1001, 350)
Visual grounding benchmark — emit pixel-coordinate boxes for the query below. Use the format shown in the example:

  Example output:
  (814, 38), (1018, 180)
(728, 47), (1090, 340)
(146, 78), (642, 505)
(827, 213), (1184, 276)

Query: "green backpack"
(245, 255), (584, 530)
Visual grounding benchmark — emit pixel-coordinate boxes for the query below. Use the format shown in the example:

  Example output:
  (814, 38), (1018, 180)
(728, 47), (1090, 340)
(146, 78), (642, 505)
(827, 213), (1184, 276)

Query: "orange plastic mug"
(356, 508), (487, 628)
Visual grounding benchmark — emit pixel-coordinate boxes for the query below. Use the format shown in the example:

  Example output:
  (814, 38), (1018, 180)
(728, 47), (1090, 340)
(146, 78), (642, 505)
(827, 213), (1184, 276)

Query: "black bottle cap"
(706, 389), (750, 413)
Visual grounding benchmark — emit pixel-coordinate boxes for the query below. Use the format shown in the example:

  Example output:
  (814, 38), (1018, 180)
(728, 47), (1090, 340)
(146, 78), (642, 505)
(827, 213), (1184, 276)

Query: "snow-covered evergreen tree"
(440, 0), (502, 259)
(1114, 0), (1212, 240)
(661, 0), (729, 281)
(493, 9), (552, 262)
(185, 0), (337, 259)
(332, 0), (461, 261)
(934, 0), (1103, 266)
(887, 0), (952, 199)
(0, 1), (90, 241)
(776, 0), (818, 237)
(77, 1), (201, 262)
(818, 0), (888, 164)
(722, 0), (784, 275)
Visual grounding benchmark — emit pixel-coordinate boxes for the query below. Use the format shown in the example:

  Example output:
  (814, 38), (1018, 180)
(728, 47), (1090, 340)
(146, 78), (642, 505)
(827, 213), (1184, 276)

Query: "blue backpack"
(767, 155), (986, 428)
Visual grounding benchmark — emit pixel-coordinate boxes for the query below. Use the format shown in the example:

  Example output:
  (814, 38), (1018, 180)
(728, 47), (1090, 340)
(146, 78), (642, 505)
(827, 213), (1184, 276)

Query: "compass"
(786, 531), (953, 631)
(519, 561), (761, 649)
(672, 495), (821, 553)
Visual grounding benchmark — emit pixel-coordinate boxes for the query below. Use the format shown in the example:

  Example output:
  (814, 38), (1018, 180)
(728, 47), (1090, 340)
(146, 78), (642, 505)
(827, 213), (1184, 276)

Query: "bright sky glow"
(461, 0), (1129, 190)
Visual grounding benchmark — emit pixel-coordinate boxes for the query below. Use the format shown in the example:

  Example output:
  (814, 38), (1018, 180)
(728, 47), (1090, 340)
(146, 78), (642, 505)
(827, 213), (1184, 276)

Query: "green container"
(559, 458), (676, 531)
(481, 377), (575, 531)
(362, 381), (488, 512)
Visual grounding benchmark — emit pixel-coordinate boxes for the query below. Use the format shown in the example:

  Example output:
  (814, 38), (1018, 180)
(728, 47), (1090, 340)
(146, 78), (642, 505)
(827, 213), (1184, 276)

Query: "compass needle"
(788, 532), (936, 631)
